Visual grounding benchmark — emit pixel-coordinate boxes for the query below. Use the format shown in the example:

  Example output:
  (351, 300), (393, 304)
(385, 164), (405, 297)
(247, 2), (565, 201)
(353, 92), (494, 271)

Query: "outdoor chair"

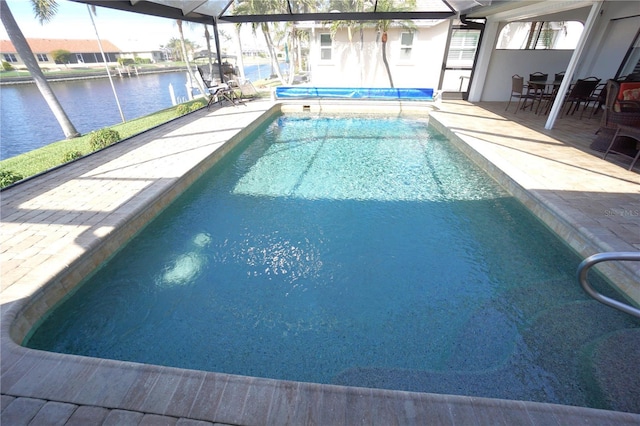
(590, 79), (640, 152)
(597, 79), (640, 133)
(560, 77), (601, 116)
(196, 65), (240, 109)
(529, 72), (547, 83)
(536, 73), (566, 115)
(602, 124), (640, 171)
(579, 82), (607, 119)
(505, 75), (535, 114)
(528, 72), (549, 113)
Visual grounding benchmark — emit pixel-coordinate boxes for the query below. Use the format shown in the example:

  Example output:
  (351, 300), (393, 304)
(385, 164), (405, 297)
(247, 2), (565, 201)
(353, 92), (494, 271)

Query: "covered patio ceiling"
(70, 0), (498, 25)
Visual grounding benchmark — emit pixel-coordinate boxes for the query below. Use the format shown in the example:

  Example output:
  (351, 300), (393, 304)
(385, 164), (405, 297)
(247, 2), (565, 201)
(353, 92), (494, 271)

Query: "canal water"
(0, 63), (277, 160)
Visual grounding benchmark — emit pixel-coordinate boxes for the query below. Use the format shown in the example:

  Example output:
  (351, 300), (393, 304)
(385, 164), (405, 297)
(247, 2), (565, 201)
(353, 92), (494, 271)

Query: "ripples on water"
(26, 114), (640, 411)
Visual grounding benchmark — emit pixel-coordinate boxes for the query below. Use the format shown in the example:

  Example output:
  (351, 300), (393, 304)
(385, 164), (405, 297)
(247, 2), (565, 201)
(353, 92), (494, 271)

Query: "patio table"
(528, 80), (563, 115)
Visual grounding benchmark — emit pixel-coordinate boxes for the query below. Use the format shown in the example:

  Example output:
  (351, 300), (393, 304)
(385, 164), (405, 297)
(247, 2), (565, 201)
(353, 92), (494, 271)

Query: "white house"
(304, 20), (450, 89)
(299, 0), (639, 105)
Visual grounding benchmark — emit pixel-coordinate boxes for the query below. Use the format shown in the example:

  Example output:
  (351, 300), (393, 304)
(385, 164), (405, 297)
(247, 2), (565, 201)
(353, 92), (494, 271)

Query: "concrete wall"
(577, 1), (640, 80)
(478, 1), (639, 101)
(309, 21), (449, 88)
(482, 50), (573, 101)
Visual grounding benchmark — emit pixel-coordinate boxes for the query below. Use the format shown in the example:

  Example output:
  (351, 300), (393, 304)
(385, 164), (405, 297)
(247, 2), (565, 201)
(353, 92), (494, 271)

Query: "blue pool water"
(26, 114), (640, 411)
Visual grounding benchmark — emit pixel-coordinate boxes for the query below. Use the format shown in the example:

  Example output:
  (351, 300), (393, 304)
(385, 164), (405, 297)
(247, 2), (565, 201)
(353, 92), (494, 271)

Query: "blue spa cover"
(275, 87), (434, 101)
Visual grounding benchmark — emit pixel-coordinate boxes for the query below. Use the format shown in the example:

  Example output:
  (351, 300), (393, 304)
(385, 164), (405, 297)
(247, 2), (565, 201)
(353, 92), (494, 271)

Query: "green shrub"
(89, 129), (120, 151)
(176, 104), (191, 116)
(0, 170), (24, 188)
(51, 49), (72, 65)
(62, 150), (83, 162)
(190, 101), (204, 111)
(2, 61), (13, 71)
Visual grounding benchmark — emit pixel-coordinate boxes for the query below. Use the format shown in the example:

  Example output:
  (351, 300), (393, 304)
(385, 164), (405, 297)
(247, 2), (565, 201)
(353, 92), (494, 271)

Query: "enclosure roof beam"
(219, 11), (456, 24)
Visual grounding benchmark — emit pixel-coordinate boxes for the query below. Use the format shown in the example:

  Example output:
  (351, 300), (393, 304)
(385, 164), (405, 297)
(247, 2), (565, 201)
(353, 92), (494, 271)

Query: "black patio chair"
(560, 77), (601, 116)
(196, 65), (239, 109)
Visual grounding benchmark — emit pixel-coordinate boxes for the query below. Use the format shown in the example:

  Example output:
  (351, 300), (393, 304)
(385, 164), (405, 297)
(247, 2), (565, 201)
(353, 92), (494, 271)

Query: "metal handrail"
(577, 252), (640, 318)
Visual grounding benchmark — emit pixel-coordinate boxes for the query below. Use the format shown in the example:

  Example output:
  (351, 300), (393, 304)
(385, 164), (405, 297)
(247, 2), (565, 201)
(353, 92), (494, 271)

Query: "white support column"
(467, 19), (499, 102)
(545, 1), (603, 129)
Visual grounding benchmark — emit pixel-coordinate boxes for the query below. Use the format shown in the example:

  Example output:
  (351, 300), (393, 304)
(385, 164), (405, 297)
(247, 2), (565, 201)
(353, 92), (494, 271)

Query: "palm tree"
(280, 21), (310, 84)
(233, 24), (247, 81)
(372, 0), (416, 88)
(328, 0), (366, 43)
(165, 38), (184, 61)
(203, 24), (214, 78)
(0, 0), (79, 139)
(233, 0), (285, 83)
(328, 0), (367, 84)
(176, 19), (205, 96)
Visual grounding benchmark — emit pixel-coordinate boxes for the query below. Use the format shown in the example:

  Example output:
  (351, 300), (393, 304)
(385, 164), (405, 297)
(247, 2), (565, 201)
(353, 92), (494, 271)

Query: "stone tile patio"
(1, 98), (638, 425)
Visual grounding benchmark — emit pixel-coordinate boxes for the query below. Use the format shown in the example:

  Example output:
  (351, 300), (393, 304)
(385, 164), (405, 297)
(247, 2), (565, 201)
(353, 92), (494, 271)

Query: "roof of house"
(0, 38), (121, 54)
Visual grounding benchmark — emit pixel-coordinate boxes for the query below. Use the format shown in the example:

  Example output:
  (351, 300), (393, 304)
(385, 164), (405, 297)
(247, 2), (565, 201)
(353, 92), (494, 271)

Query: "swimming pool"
(25, 112), (640, 412)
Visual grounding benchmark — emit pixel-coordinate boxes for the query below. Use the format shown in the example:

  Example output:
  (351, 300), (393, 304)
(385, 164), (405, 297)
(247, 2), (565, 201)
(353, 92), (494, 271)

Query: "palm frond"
(31, 0), (58, 25)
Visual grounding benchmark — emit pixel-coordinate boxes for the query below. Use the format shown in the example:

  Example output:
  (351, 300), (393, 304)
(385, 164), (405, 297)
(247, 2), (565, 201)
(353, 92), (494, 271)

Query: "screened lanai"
(68, 0), (637, 131)
(71, 0), (492, 24)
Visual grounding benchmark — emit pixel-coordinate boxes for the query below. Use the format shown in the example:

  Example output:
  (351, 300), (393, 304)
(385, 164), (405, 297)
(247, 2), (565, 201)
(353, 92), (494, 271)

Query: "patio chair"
(597, 79), (640, 133)
(529, 72), (548, 82)
(579, 82), (606, 119)
(505, 75), (535, 114)
(196, 65), (238, 109)
(536, 73), (566, 115)
(602, 125), (640, 171)
(236, 79), (259, 98)
(560, 77), (600, 116)
(528, 72), (549, 113)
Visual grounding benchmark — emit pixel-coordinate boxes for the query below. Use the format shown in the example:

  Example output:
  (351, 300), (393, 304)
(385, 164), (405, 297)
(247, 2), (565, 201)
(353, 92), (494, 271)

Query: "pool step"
(331, 299), (640, 412)
(521, 300), (640, 412)
(580, 328), (640, 412)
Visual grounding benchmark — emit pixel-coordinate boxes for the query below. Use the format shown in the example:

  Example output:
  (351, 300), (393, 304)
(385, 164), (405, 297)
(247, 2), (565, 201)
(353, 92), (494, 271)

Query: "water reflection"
(157, 232), (211, 288)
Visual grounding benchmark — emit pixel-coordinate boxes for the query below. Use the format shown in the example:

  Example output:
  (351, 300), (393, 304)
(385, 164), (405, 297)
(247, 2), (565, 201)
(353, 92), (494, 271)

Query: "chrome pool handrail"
(577, 252), (640, 318)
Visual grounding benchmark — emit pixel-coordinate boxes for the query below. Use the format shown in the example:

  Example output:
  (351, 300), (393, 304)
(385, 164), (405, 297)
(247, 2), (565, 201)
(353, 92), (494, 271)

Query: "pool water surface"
(26, 113), (640, 411)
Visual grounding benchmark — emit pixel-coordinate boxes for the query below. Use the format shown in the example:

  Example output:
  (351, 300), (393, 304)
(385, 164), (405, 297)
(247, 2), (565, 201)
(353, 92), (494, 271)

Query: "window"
(400, 32), (414, 60)
(447, 29), (480, 68)
(320, 34), (332, 61)
(36, 53), (48, 62)
(3, 53), (17, 63)
(497, 21), (583, 50)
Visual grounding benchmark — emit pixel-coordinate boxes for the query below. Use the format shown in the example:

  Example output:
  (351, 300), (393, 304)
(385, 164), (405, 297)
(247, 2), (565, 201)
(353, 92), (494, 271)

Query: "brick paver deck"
(1, 99), (638, 425)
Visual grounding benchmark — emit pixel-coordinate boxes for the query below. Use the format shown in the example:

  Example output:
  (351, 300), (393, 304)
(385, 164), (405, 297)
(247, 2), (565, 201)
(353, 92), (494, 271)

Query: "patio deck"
(1, 98), (639, 425)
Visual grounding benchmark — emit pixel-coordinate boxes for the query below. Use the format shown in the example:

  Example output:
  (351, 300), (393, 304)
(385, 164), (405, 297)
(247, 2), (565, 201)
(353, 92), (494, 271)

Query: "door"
(440, 24), (483, 100)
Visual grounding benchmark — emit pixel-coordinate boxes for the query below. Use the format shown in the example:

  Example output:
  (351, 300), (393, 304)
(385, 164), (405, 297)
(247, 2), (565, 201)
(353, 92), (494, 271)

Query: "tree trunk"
(381, 32), (394, 88)
(287, 39), (295, 85)
(235, 25), (246, 82)
(204, 25), (214, 78)
(261, 23), (284, 83)
(1, 0), (80, 139)
(177, 19), (205, 95)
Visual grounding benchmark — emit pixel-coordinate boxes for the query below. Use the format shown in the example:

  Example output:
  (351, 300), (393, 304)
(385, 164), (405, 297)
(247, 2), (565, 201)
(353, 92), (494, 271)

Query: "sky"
(0, 0), (263, 53)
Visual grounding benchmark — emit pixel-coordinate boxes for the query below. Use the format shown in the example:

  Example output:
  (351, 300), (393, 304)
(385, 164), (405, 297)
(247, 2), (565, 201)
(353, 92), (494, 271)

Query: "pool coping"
(427, 104), (640, 304)
(1, 99), (639, 424)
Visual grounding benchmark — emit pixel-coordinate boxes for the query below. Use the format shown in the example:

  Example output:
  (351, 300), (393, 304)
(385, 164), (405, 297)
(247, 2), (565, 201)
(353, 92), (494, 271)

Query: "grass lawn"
(0, 100), (204, 188)
(0, 78), (276, 189)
